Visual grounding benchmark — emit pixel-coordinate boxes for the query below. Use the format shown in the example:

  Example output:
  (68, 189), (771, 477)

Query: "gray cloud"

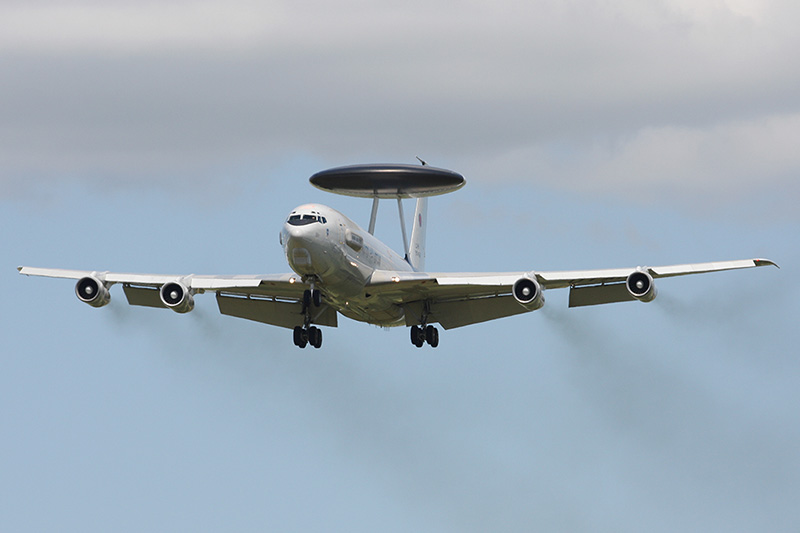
(2, 0), (799, 213)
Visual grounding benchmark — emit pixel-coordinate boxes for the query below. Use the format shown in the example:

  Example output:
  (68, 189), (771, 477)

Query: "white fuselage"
(280, 204), (413, 326)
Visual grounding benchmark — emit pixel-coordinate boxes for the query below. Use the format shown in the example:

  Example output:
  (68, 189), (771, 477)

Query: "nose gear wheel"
(302, 287), (322, 311)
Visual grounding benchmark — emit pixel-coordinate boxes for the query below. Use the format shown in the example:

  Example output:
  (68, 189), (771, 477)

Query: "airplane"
(18, 163), (778, 349)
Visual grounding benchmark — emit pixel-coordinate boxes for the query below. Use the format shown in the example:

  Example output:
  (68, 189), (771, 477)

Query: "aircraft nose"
(283, 221), (323, 274)
(286, 223), (310, 242)
(284, 223), (321, 253)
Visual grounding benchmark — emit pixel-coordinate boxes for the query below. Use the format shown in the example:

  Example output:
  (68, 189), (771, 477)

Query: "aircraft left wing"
(367, 258), (777, 329)
(17, 266), (338, 329)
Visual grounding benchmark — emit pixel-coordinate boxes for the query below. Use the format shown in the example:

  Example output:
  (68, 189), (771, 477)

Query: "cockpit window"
(287, 214), (326, 226)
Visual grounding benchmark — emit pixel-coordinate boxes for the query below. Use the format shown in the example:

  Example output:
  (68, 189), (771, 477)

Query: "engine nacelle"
(626, 270), (657, 303)
(160, 281), (195, 313)
(512, 276), (545, 310)
(75, 276), (111, 308)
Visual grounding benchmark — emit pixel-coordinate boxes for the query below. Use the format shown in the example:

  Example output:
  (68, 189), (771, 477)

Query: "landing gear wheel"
(425, 325), (439, 348)
(293, 326), (308, 348)
(410, 326), (424, 348)
(308, 326), (323, 349)
(303, 289), (322, 309)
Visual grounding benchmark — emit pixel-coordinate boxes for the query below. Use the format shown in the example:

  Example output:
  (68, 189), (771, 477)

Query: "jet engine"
(512, 276), (545, 310)
(75, 276), (111, 308)
(160, 281), (195, 313)
(626, 270), (657, 302)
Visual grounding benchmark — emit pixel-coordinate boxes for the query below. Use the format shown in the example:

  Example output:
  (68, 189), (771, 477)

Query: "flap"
(568, 283), (635, 307)
(404, 295), (531, 330)
(216, 293), (338, 330)
(123, 285), (166, 308)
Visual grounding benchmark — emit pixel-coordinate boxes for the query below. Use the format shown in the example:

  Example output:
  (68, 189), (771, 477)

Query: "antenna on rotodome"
(416, 156), (427, 166)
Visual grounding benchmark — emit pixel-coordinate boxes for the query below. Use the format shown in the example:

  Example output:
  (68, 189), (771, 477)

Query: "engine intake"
(512, 276), (545, 310)
(75, 276), (111, 308)
(160, 281), (195, 313)
(626, 270), (657, 302)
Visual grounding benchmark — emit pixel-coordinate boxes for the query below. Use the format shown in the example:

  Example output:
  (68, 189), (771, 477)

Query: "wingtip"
(754, 258), (779, 269)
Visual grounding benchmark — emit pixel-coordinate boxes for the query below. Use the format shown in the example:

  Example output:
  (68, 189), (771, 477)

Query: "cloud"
(1, 0), (799, 213)
(474, 112), (800, 205)
(0, 1), (278, 53)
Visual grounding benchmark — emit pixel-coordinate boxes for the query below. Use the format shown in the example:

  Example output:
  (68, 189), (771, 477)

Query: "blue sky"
(2, 1), (799, 531)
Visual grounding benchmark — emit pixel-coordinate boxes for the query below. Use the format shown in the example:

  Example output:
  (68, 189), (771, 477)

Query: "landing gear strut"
(410, 324), (439, 348)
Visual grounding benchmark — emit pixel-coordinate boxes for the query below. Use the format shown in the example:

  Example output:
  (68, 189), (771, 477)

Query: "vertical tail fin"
(407, 197), (428, 271)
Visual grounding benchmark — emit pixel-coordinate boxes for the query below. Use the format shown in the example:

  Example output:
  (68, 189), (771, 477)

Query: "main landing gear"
(293, 324), (322, 349)
(293, 287), (323, 349)
(410, 301), (439, 348)
(410, 324), (439, 348)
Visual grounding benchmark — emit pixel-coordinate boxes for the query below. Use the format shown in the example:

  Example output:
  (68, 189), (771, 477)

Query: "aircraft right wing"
(17, 266), (338, 329)
(366, 258), (778, 329)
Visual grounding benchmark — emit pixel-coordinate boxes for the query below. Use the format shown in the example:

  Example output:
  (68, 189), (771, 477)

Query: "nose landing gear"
(294, 284), (324, 349)
(303, 288), (322, 309)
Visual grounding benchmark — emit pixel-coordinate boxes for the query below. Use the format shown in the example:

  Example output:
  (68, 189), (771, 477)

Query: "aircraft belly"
(335, 298), (406, 327)
(317, 257), (361, 295)
(285, 218), (411, 327)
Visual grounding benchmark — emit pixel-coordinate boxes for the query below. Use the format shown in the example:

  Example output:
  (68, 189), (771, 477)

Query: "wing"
(17, 266), (337, 329)
(367, 258), (777, 329)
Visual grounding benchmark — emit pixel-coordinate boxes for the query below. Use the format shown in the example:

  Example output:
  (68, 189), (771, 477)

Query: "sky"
(1, 0), (798, 531)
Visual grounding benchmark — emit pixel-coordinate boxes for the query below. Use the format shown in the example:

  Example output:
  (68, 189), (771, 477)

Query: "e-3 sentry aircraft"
(19, 163), (777, 349)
